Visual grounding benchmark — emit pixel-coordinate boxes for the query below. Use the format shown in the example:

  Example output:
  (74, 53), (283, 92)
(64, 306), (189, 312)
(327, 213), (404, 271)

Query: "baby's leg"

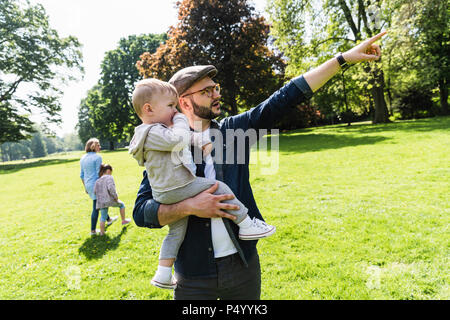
(166, 177), (250, 224)
(159, 216), (189, 266)
(212, 180), (249, 224)
(152, 217), (188, 289)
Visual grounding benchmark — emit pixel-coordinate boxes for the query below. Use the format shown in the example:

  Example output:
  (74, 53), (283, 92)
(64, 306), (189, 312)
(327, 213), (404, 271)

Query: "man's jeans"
(174, 252), (261, 300)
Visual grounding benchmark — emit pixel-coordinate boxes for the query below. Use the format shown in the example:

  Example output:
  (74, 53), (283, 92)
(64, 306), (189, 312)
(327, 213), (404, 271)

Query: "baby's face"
(151, 93), (178, 126)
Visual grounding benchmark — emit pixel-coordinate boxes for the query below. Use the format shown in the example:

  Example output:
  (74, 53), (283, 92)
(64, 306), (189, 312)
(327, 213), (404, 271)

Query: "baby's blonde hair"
(132, 78), (178, 117)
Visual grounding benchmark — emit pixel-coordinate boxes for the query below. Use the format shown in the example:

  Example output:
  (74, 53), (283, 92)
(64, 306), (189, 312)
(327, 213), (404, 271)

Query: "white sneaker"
(106, 216), (118, 226)
(151, 274), (177, 290)
(239, 218), (276, 240)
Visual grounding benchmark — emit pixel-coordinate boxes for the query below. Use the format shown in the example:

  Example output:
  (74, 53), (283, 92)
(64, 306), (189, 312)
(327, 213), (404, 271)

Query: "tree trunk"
(109, 141), (115, 151)
(372, 86), (390, 123)
(370, 63), (390, 124)
(438, 78), (449, 115)
(1, 144), (10, 162)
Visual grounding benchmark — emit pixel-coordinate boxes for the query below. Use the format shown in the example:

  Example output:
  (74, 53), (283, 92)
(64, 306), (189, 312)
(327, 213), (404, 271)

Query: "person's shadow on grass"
(78, 226), (128, 260)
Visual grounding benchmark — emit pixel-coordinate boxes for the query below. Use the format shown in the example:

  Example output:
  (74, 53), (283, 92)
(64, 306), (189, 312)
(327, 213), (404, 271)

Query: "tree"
(1, 140), (32, 161)
(61, 132), (83, 151)
(77, 92), (103, 147)
(395, 0), (448, 115)
(137, 0), (286, 116)
(416, 0), (449, 115)
(42, 135), (58, 154)
(268, 0), (391, 123)
(99, 34), (167, 140)
(0, 0), (83, 144)
(30, 130), (47, 158)
(77, 34), (165, 149)
(79, 85), (117, 150)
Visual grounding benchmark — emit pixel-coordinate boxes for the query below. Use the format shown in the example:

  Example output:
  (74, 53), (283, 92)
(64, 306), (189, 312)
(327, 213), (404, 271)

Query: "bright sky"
(30, 0), (268, 137)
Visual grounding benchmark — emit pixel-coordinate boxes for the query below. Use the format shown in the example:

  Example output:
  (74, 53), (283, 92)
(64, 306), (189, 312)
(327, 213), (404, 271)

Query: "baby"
(128, 78), (275, 289)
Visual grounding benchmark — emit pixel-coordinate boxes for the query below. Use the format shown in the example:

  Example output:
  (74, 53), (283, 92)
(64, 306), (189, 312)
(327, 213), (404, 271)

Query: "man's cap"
(169, 65), (217, 96)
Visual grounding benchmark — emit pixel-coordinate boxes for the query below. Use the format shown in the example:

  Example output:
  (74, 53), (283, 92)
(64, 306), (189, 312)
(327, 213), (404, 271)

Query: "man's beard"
(191, 98), (220, 120)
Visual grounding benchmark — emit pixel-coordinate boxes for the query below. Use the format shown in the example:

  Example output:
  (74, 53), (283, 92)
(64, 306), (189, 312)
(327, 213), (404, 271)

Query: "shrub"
(393, 87), (434, 119)
(275, 104), (326, 130)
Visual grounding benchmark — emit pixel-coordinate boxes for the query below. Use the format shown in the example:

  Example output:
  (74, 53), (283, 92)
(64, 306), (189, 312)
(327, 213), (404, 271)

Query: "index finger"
(367, 31), (387, 45)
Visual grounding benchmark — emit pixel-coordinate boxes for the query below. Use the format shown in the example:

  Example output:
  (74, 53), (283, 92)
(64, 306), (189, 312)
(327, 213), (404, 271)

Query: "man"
(133, 31), (386, 299)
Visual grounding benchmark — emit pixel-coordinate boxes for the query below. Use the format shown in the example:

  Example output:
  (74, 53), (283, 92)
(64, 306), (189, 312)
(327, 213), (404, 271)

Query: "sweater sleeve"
(145, 114), (191, 152)
(133, 170), (162, 229)
(106, 176), (118, 200)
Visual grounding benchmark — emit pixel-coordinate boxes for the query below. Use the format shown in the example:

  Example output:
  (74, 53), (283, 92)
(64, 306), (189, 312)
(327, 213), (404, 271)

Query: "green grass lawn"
(1, 116), (449, 300)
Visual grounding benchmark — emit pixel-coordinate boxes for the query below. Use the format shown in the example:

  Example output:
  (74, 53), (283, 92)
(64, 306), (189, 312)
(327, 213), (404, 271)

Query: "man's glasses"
(181, 84), (221, 98)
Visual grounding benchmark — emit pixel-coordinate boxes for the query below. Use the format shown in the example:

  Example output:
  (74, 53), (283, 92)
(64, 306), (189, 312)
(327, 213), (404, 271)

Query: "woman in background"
(80, 138), (117, 235)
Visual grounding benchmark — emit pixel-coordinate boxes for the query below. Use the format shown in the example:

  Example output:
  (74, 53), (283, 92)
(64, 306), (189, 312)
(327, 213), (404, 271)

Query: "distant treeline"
(0, 130), (83, 162)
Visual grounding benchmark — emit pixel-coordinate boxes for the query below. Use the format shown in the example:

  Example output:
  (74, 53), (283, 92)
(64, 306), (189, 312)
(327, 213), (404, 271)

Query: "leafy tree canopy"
(137, 0), (286, 116)
(77, 33), (166, 149)
(0, 0), (83, 144)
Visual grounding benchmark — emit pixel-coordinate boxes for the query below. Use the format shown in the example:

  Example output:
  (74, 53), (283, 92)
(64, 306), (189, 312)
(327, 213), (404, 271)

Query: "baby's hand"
(170, 111), (183, 128)
(202, 142), (213, 156)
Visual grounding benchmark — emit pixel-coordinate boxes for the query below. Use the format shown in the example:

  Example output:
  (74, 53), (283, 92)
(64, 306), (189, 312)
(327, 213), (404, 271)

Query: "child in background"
(128, 79), (275, 289)
(94, 164), (131, 235)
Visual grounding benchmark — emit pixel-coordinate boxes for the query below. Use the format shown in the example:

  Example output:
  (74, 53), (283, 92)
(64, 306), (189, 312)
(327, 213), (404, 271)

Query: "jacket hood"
(128, 123), (155, 166)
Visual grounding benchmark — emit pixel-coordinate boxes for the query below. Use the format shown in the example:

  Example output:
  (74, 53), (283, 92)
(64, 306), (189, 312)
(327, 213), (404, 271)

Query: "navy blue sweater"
(133, 76), (313, 279)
